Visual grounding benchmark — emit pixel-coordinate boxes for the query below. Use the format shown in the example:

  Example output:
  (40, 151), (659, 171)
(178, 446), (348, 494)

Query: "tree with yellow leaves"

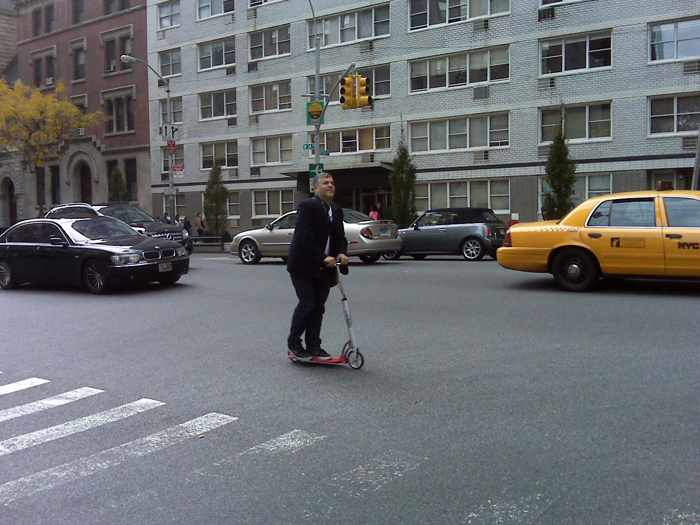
(0, 80), (102, 215)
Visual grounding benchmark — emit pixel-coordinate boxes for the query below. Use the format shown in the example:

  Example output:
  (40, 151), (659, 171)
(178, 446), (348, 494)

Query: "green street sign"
(319, 150), (330, 156)
(303, 143), (315, 150)
(309, 163), (324, 178)
(307, 101), (325, 125)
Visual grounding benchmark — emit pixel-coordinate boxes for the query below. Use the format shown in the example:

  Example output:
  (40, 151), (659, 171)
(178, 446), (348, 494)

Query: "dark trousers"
(288, 270), (331, 351)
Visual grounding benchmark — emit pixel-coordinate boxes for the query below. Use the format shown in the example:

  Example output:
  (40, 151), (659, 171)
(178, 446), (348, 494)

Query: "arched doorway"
(0, 177), (17, 228)
(78, 163), (92, 203)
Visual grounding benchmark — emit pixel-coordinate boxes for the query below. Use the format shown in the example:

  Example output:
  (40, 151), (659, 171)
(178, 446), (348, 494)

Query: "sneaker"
(288, 347), (311, 361)
(308, 348), (333, 360)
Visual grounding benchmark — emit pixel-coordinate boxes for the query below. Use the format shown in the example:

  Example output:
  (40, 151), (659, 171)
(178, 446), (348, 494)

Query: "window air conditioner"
(45, 77), (55, 85)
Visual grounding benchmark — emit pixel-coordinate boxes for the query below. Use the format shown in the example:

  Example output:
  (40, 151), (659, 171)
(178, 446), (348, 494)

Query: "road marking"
(330, 450), (421, 496)
(0, 387), (104, 423)
(662, 509), (700, 525)
(0, 412), (237, 505)
(464, 493), (553, 524)
(0, 398), (164, 457)
(0, 378), (50, 396)
(238, 429), (326, 457)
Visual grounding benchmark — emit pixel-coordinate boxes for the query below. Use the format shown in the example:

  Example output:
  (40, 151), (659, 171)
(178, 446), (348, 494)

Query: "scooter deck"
(287, 351), (346, 365)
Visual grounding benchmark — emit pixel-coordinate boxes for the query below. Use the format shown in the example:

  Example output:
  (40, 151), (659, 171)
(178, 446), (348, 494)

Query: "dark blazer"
(287, 196), (348, 276)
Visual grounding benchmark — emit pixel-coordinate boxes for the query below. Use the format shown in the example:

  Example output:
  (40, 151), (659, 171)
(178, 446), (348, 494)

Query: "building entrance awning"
(281, 161), (394, 191)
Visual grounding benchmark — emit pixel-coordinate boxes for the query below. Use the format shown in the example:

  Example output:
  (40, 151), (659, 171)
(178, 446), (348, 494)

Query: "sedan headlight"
(110, 252), (142, 265)
(182, 228), (190, 239)
(176, 246), (187, 257)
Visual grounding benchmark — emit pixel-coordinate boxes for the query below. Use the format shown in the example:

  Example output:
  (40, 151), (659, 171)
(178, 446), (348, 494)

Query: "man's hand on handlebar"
(324, 254), (350, 267)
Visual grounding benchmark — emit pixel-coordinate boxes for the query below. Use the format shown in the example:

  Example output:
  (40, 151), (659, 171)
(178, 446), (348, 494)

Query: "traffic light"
(340, 75), (357, 110)
(356, 75), (372, 108)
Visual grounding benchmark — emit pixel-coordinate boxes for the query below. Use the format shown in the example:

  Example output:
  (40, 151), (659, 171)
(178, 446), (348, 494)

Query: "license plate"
(380, 228), (389, 237)
(158, 262), (172, 273)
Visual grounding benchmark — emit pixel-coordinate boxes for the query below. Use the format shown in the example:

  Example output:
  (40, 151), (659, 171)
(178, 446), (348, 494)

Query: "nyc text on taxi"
(497, 190), (700, 291)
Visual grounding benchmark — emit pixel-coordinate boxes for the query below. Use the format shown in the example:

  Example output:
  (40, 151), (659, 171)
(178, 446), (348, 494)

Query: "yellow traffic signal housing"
(340, 75), (357, 110)
(356, 75), (372, 108)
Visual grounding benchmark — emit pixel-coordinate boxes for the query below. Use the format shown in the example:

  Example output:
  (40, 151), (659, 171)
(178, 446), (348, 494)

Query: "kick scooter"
(288, 263), (365, 369)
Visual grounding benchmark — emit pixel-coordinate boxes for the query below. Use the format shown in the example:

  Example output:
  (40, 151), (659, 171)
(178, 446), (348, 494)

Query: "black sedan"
(0, 217), (189, 294)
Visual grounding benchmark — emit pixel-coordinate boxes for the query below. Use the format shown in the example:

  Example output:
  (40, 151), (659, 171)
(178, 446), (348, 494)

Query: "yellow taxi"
(497, 189), (700, 291)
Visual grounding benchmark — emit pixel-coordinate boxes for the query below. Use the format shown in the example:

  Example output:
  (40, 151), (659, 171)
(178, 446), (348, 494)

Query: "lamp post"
(308, 0), (321, 180)
(120, 54), (175, 222)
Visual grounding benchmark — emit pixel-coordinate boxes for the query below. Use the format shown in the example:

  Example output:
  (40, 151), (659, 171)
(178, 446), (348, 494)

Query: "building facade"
(10, 0), (152, 224)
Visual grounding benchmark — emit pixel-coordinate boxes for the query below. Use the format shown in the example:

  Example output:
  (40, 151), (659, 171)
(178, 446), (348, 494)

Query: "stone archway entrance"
(0, 177), (17, 228)
(77, 162), (92, 203)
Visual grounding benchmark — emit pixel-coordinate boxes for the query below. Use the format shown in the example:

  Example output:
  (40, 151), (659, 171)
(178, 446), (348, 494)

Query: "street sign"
(307, 101), (324, 126)
(161, 124), (180, 141)
(167, 141), (177, 155)
(173, 164), (184, 178)
(309, 163), (324, 178)
(303, 143), (315, 150)
(319, 150), (330, 156)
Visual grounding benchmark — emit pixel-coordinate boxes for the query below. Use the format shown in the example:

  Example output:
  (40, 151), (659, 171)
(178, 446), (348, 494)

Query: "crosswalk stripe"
(0, 378), (50, 396)
(0, 398), (164, 457)
(0, 412), (238, 505)
(238, 429), (326, 457)
(0, 387), (104, 423)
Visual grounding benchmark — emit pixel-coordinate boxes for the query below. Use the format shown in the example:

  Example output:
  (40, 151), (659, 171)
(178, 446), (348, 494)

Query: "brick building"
(9, 0), (152, 223)
(145, 0), (699, 234)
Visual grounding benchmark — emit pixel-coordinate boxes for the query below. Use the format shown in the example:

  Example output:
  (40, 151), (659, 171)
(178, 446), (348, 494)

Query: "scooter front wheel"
(345, 349), (364, 369)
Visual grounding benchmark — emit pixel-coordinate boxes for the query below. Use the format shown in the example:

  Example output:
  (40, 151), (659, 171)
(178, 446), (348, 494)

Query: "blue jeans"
(288, 270), (331, 351)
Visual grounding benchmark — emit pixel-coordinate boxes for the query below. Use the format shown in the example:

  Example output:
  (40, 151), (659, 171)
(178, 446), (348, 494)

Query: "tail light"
(504, 229), (512, 247)
(486, 226), (492, 237)
(360, 227), (373, 240)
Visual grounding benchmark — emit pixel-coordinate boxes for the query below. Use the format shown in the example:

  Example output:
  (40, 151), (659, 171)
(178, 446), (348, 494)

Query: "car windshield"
(343, 210), (372, 223)
(69, 217), (140, 241)
(100, 206), (155, 224)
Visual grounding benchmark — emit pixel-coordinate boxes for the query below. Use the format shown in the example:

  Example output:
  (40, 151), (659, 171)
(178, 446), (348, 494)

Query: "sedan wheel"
(0, 260), (18, 290)
(359, 254), (381, 264)
(238, 240), (261, 264)
(382, 250), (401, 261)
(461, 238), (485, 261)
(552, 249), (599, 292)
(83, 260), (109, 294)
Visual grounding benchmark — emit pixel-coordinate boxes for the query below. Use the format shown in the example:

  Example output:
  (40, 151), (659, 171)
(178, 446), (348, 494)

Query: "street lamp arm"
(120, 55), (169, 87)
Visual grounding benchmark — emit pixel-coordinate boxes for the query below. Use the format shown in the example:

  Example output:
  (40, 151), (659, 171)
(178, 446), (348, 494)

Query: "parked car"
(385, 208), (507, 261)
(497, 189), (700, 291)
(0, 216), (189, 294)
(231, 209), (402, 264)
(46, 203), (193, 254)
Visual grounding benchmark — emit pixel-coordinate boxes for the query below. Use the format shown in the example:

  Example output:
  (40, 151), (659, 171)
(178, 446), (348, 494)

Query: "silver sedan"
(231, 209), (402, 264)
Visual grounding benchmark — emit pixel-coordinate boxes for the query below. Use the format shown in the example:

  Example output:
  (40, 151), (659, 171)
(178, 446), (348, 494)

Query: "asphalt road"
(1, 254), (699, 525)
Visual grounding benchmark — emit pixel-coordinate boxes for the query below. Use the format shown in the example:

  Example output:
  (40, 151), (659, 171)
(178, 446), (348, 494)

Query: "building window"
(541, 103), (611, 142)
(49, 165), (61, 205)
(161, 145), (184, 180)
(650, 18), (700, 61)
(541, 32), (611, 75)
(410, 46), (508, 92)
(199, 89), (237, 120)
(124, 158), (137, 201)
(105, 0), (116, 14)
(45, 56), (55, 81)
(159, 49), (181, 77)
(33, 58), (43, 87)
(416, 180), (510, 213)
(198, 38), (235, 70)
(250, 81), (292, 113)
(120, 36), (132, 70)
(33, 9), (42, 36)
(105, 40), (117, 72)
(228, 191), (240, 217)
(308, 65), (390, 103)
(650, 94), (700, 135)
(542, 174), (610, 209)
(253, 189), (294, 216)
(74, 48), (85, 80)
(315, 126), (391, 154)
(105, 95), (134, 133)
(410, 113), (509, 152)
(158, 1), (181, 29)
(45, 5), (55, 32)
(201, 141), (238, 169)
(410, 0), (509, 31)
(160, 97), (183, 124)
(73, 0), (84, 24)
(198, 0), (234, 19)
(251, 135), (293, 165)
(250, 25), (290, 60)
(31, 51), (57, 87)
(308, 4), (389, 49)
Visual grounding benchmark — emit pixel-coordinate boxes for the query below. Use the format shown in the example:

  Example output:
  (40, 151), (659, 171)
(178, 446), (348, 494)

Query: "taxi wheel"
(238, 240), (261, 264)
(552, 249), (599, 292)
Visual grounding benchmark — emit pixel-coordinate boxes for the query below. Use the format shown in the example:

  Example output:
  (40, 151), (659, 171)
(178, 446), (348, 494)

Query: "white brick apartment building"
(145, 0), (700, 231)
